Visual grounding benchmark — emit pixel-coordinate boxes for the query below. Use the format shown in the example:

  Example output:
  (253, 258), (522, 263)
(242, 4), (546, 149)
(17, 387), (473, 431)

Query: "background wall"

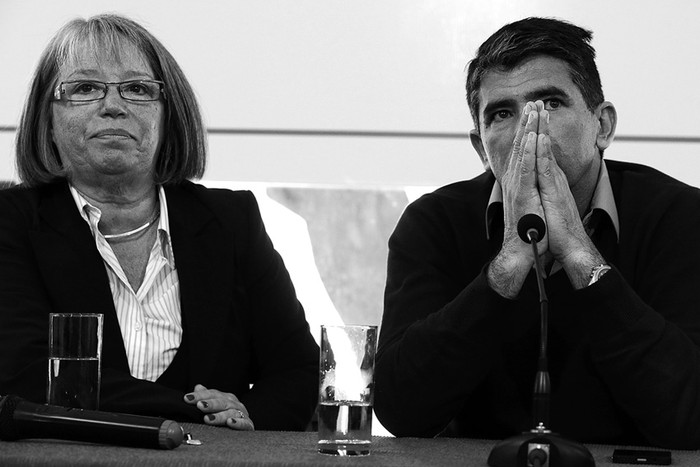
(1, 0), (699, 186)
(1, 0), (699, 330)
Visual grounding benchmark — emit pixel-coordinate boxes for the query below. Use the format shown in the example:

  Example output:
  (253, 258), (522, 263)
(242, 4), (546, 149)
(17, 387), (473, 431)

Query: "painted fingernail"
(207, 414), (215, 421)
(185, 394), (194, 401)
(229, 418), (237, 425)
(200, 401), (209, 408)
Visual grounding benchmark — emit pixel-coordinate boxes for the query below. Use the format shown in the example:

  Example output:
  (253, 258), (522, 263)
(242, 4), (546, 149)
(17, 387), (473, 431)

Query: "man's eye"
(544, 99), (561, 110)
(490, 110), (512, 123)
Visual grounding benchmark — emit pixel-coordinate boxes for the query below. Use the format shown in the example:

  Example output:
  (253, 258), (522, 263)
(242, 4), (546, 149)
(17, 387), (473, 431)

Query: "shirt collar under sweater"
(485, 159), (620, 243)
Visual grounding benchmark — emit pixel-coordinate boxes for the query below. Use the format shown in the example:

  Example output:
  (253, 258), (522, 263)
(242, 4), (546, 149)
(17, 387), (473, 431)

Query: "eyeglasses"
(52, 80), (166, 102)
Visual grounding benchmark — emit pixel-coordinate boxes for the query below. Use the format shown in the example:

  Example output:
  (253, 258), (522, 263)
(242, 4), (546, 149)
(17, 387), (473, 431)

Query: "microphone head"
(517, 214), (546, 243)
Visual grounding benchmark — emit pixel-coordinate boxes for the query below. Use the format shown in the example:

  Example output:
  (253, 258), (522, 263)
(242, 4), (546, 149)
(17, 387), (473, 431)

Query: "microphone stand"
(487, 228), (595, 467)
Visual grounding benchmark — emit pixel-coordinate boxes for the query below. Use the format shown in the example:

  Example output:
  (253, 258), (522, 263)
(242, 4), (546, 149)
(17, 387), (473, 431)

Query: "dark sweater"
(375, 160), (700, 449)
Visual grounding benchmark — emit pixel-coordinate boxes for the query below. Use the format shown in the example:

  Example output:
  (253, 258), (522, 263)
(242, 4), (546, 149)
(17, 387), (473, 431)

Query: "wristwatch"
(588, 264), (611, 286)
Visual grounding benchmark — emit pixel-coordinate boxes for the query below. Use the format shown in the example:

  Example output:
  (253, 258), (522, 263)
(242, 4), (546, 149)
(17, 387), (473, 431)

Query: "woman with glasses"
(0, 14), (319, 431)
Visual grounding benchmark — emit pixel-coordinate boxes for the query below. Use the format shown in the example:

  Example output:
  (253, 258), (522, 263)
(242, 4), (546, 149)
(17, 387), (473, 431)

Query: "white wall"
(1, 0), (699, 186)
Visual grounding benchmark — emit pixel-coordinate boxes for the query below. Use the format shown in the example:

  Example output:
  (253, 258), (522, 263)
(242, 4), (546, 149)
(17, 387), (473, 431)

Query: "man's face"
(473, 55), (602, 193)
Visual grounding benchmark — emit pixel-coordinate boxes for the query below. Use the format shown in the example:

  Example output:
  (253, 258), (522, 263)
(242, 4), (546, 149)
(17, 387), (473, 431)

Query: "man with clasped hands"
(375, 17), (700, 449)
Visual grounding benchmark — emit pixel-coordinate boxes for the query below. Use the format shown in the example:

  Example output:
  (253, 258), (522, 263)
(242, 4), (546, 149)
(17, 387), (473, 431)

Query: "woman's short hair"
(16, 14), (206, 186)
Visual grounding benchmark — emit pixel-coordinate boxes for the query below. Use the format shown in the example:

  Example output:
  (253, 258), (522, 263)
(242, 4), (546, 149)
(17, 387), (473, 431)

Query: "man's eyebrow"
(481, 98), (518, 119)
(524, 85), (571, 102)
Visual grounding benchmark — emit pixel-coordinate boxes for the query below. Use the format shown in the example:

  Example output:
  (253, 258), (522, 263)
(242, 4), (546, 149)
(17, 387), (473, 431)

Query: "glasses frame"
(52, 79), (167, 103)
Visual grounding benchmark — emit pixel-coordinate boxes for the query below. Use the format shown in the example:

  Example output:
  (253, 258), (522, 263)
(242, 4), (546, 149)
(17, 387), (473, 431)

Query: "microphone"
(487, 216), (594, 467)
(517, 214), (550, 429)
(517, 213), (546, 243)
(0, 395), (184, 449)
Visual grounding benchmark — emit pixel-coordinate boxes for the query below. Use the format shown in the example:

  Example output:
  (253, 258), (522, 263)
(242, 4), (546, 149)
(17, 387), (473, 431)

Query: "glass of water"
(318, 324), (377, 456)
(47, 313), (103, 410)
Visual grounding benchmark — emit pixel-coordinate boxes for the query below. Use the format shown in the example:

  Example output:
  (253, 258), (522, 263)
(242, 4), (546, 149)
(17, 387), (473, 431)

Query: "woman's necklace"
(103, 207), (160, 240)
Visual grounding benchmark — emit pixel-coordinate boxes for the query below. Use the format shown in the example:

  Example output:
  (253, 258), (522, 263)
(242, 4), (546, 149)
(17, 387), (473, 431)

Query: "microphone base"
(487, 430), (595, 467)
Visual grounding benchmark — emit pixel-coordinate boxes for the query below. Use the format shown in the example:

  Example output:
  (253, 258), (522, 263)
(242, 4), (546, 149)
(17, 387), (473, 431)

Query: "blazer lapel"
(165, 184), (235, 387)
(29, 182), (130, 372)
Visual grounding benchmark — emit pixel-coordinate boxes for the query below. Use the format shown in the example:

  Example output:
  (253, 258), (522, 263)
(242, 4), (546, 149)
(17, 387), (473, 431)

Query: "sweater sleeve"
(374, 195), (523, 437)
(578, 187), (700, 449)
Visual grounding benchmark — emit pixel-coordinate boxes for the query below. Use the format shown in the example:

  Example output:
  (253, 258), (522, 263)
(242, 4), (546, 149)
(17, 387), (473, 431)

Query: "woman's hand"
(184, 384), (255, 431)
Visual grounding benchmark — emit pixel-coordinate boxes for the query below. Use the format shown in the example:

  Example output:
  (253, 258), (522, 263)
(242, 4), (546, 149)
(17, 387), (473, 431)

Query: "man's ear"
(596, 101), (617, 152)
(469, 129), (491, 172)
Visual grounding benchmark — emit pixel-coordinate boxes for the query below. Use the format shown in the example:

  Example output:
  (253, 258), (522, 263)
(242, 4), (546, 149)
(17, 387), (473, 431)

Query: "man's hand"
(489, 99), (607, 296)
(488, 102), (547, 298)
(533, 103), (606, 289)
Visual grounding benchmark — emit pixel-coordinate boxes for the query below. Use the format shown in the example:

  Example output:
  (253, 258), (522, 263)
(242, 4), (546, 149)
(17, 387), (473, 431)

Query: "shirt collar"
(68, 184), (176, 267)
(485, 160), (620, 241)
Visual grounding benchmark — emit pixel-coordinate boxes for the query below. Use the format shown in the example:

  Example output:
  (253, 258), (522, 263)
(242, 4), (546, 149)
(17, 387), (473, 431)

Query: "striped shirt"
(69, 185), (182, 382)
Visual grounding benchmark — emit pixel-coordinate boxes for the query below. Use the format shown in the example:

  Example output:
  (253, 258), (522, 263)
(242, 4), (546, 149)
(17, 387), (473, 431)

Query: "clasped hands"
(488, 100), (603, 297)
(184, 384), (255, 431)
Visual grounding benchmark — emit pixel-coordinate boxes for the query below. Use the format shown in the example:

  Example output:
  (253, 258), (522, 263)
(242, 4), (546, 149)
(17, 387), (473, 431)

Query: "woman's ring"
(237, 410), (245, 418)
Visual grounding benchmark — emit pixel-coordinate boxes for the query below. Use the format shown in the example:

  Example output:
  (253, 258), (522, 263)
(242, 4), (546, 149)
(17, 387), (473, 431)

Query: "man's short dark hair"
(466, 17), (604, 130)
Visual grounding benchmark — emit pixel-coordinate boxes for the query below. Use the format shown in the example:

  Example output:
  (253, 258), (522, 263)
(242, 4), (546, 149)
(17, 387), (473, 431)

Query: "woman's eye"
(125, 84), (146, 94)
(75, 83), (98, 93)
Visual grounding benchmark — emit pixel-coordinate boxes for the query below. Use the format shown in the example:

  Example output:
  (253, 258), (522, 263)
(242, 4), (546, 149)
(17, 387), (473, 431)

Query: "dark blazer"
(0, 180), (319, 431)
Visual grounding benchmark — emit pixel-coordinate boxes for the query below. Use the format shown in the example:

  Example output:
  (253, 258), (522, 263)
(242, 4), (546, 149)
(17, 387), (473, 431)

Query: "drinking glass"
(318, 324), (377, 456)
(47, 313), (103, 410)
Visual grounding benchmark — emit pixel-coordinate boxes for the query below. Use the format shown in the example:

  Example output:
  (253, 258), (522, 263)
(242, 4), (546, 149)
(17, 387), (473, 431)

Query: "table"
(0, 423), (697, 466)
